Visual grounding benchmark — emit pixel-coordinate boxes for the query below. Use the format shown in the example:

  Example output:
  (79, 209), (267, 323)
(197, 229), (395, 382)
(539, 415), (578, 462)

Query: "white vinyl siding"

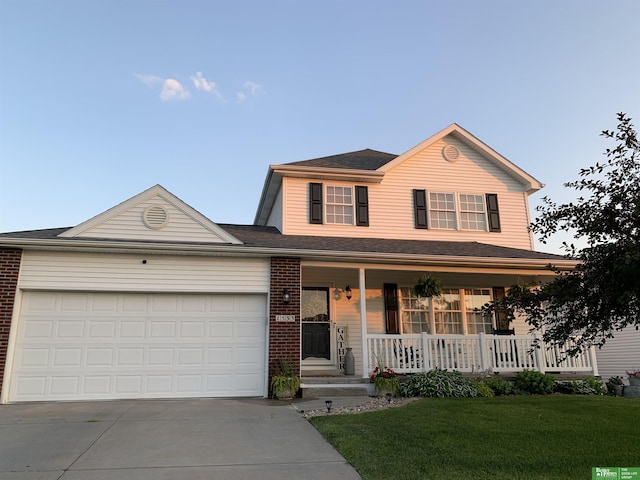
(74, 194), (232, 243)
(278, 137), (535, 250)
(595, 326), (640, 382)
(18, 252), (270, 293)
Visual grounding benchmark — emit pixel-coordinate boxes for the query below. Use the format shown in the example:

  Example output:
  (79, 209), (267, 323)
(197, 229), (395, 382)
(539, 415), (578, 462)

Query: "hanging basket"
(413, 274), (444, 298)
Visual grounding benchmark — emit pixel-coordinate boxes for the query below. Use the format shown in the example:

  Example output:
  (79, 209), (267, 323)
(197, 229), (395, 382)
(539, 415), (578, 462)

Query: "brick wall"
(0, 248), (21, 398)
(268, 257), (301, 393)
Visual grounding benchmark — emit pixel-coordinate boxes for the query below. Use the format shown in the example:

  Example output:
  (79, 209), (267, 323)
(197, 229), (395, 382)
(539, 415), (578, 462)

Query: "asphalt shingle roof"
(0, 225), (566, 261)
(284, 149), (397, 170)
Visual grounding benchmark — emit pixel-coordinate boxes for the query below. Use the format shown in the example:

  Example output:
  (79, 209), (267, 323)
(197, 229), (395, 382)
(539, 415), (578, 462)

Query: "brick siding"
(0, 248), (21, 398)
(268, 257), (301, 395)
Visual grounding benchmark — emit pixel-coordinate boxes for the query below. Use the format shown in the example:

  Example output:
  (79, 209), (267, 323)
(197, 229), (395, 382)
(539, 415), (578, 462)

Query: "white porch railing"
(367, 333), (599, 376)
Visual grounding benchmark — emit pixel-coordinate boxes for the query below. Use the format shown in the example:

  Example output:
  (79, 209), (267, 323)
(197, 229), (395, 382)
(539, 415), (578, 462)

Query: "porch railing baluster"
(366, 333), (597, 376)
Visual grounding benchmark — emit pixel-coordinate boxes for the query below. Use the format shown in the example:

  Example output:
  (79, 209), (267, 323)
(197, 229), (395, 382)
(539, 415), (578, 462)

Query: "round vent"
(443, 144), (461, 162)
(143, 205), (169, 229)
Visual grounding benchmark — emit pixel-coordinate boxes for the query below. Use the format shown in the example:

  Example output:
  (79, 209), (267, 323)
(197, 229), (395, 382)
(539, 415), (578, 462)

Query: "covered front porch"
(299, 262), (599, 381)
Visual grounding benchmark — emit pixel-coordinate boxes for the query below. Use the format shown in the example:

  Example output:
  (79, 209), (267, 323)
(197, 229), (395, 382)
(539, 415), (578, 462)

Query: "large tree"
(489, 112), (640, 355)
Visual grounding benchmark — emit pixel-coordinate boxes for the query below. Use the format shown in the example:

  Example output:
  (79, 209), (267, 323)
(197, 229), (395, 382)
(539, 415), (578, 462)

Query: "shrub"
(583, 377), (606, 395)
(401, 368), (478, 398)
(553, 377), (605, 395)
(514, 369), (555, 394)
(483, 377), (514, 396)
(474, 380), (495, 398)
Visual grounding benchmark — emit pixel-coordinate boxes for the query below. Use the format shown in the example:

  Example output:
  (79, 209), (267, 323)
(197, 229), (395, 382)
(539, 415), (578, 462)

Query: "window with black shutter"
(355, 186), (369, 227)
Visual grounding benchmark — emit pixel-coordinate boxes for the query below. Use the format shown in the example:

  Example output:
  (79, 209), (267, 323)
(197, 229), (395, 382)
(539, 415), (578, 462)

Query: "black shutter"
(486, 193), (501, 232)
(492, 286), (514, 335)
(309, 183), (323, 224)
(414, 189), (428, 229)
(355, 186), (369, 227)
(383, 283), (400, 334)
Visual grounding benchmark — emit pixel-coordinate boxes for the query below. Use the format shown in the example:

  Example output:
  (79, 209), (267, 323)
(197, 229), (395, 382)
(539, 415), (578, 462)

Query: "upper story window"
(414, 190), (501, 232)
(326, 186), (354, 224)
(309, 183), (369, 227)
(459, 194), (487, 231)
(429, 193), (457, 229)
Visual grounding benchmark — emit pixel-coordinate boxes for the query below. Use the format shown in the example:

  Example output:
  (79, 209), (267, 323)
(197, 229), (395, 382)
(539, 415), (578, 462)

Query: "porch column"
(268, 257), (301, 394)
(359, 267), (368, 377)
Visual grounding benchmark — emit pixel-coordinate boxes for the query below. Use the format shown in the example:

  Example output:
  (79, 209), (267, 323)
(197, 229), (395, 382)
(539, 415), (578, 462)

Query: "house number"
(275, 315), (295, 322)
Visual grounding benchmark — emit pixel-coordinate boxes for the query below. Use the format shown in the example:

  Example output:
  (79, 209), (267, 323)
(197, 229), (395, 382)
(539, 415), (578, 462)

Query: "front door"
(302, 287), (331, 360)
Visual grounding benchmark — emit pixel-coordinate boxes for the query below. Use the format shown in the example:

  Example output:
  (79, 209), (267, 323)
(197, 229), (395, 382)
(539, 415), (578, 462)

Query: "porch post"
(588, 346), (599, 377)
(359, 267), (369, 377)
(478, 332), (489, 372)
(534, 333), (546, 373)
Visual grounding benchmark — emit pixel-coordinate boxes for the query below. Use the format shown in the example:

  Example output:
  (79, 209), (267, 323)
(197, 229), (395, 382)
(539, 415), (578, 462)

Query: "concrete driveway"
(0, 398), (360, 479)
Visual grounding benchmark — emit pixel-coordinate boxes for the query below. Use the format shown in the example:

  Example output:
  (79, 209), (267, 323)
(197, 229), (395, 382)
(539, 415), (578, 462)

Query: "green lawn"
(310, 396), (640, 480)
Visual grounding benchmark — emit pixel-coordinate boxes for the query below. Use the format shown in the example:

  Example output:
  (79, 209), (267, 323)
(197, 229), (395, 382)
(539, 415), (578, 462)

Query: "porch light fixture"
(325, 399), (333, 413)
(282, 289), (291, 305)
(345, 285), (352, 301)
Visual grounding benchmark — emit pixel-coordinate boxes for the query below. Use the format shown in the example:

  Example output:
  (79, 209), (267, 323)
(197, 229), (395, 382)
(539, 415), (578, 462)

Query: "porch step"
(300, 376), (373, 398)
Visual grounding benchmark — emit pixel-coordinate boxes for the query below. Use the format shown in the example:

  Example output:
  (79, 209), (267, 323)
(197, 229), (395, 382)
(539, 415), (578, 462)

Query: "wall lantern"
(345, 285), (352, 301)
(282, 288), (291, 305)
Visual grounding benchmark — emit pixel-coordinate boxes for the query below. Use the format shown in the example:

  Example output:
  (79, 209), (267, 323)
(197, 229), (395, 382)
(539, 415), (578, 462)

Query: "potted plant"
(271, 359), (300, 400)
(413, 274), (444, 298)
(606, 376), (624, 396)
(626, 369), (640, 387)
(370, 364), (400, 397)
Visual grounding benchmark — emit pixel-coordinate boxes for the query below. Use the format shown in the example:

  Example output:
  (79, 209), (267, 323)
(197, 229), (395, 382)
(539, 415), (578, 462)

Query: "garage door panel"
(9, 292), (267, 401)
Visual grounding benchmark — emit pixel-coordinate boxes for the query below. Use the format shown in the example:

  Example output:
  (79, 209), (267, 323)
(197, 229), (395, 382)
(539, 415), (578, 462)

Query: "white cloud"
(160, 78), (190, 101)
(135, 73), (190, 101)
(237, 81), (263, 101)
(191, 71), (221, 98)
(135, 73), (163, 87)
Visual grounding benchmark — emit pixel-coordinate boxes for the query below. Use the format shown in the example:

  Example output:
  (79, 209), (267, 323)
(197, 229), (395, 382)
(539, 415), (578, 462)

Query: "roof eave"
(0, 237), (576, 271)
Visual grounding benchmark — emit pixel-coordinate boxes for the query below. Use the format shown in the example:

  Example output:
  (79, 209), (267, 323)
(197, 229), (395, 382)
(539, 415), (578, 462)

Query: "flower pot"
(629, 377), (640, 387)
(274, 388), (296, 400)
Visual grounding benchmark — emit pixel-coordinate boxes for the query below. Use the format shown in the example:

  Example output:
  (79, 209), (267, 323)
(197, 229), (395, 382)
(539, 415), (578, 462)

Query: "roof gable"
(380, 124), (543, 194)
(59, 185), (242, 244)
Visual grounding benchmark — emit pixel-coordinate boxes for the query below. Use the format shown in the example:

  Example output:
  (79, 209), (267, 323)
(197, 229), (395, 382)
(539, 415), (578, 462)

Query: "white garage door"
(8, 292), (267, 402)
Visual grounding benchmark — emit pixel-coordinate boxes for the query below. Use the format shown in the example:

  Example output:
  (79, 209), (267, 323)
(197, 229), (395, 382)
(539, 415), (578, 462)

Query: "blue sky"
(1, 0), (639, 254)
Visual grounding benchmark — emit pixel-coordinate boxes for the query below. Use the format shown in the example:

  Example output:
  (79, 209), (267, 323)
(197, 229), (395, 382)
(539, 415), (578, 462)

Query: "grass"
(310, 396), (640, 479)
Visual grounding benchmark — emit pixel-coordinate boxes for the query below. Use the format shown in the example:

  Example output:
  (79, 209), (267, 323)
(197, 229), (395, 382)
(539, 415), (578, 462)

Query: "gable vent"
(143, 205), (169, 229)
(443, 144), (460, 162)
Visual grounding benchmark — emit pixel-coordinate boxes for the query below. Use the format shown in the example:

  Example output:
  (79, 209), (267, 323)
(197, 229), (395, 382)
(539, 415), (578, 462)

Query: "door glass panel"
(302, 288), (330, 360)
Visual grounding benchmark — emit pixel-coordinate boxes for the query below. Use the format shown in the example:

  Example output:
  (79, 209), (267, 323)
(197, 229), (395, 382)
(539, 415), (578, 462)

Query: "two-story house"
(0, 123), (598, 403)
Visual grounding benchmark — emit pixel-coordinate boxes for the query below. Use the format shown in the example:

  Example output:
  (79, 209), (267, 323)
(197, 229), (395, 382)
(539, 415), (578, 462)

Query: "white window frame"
(459, 193), (488, 231)
(325, 185), (354, 225)
(427, 192), (489, 232)
(428, 192), (457, 230)
(399, 287), (494, 335)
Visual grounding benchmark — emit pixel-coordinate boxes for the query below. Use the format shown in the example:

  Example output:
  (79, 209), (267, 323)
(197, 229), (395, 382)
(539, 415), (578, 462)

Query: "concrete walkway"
(0, 398), (362, 479)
